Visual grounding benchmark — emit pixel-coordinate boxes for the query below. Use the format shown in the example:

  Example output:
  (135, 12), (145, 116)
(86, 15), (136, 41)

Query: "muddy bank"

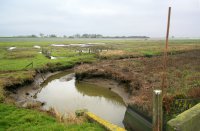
(6, 70), (73, 106)
(9, 70), (129, 109)
(2, 59), (84, 102)
(3, 58), (93, 95)
(80, 78), (130, 105)
(75, 60), (153, 117)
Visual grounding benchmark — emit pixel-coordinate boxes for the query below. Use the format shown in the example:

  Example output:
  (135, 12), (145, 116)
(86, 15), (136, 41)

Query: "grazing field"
(0, 38), (199, 129)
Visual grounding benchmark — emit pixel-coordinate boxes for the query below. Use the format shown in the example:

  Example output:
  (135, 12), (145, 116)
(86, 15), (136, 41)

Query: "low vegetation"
(76, 49), (200, 117)
(0, 38), (199, 129)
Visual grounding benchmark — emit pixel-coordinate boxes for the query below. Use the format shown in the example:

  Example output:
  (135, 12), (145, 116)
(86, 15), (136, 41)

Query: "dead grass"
(188, 87), (200, 98)
(99, 50), (126, 56)
(64, 112), (86, 125)
(47, 107), (85, 125)
(23, 101), (43, 109)
(75, 49), (200, 115)
(98, 50), (140, 59)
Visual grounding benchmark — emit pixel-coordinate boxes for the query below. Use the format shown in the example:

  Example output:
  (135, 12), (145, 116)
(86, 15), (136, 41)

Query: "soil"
(6, 70), (67, 107)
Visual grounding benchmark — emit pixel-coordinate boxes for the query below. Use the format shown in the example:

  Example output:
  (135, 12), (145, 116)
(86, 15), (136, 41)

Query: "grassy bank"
(0, 103), (104, 131)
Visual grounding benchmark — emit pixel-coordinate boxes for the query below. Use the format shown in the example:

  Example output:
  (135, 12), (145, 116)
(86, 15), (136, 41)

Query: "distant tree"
(74, 34), (81, 38)
(49, 34), (57, 38)
(68, 36), (74, 38)
(90, 34), (96, 38)
(63, 35), (67, 38)
(96, 34), (103, 38)
(39, 33), (44, 38)
(82, 34), (89, 38)
(31, 34), (37, 38)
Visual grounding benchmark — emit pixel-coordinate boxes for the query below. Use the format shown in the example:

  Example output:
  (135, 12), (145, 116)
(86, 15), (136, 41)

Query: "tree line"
(11, 33), (150, 39)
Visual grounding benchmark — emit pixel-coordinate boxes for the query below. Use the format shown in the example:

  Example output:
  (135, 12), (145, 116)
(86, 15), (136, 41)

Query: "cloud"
(0, 0), (199, 37)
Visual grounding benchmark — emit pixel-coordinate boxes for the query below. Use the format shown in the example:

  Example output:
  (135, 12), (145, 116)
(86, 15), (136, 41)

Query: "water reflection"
(75, 82), (125, 106)
(36, 71), (126, 127)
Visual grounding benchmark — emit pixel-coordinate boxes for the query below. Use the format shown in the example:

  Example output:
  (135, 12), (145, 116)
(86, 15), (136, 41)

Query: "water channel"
(35, 71), (126, 127)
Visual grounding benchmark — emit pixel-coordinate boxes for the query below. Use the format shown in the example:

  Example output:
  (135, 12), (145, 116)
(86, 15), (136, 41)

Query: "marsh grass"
(0, 38), (199, 130)
(76, 49), (200, 118)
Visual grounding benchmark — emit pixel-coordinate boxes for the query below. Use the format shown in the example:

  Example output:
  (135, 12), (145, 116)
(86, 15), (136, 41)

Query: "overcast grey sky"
(0, 0), (200, 37)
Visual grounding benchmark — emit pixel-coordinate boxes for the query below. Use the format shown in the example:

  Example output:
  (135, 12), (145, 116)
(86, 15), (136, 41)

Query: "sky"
(0, 0), (200, 37)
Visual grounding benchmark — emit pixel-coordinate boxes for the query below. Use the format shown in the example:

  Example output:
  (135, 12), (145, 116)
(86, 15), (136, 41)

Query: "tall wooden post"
(153, 90), (163, 131)
(166, 7), (171, 50)
(155, 6), (171, 131)
(162, 7), (171, 95)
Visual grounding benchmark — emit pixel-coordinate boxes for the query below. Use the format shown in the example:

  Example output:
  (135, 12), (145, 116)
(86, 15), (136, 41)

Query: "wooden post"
(153, 90), (163, 131)
(89, 48), (91, 54)
(162, 7), (171, 93)
(165, 7), (171, 50)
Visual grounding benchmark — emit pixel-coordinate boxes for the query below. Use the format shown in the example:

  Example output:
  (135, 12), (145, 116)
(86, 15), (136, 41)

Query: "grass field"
(0, 103), (104, 131)
(0, 38), (199, 100)
(0, 38), (199, 71)
(0, 38), (199, 130)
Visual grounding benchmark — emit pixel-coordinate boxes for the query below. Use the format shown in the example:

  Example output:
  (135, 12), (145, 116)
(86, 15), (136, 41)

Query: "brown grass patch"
(188, 87), (200, 98)
(47, 107), (85, 125)
(76, 49), (200, 116)
(100, 50), (126, 56)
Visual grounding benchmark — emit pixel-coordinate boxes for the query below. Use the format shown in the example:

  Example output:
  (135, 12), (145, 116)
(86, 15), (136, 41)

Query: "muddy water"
(35, 71), (126, 127)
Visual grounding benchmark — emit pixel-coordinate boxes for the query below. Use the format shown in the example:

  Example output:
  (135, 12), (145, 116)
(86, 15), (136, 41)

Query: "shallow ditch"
(9, 70), (128, 127)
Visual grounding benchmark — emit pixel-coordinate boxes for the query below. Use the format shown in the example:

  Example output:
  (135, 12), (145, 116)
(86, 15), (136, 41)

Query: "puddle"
(76, 50), (90, 53)
(33, 45), (41, 49)
(69, 44), (92, 47)
(51, 43), (100, 47)
(51, 44), (69, 47)
(87, 43), (105, 45)
(8, 47), (16, 50)
(50, 56), (57, 59)
(35, 71), (126, 127)
(50, 56), (66, 59)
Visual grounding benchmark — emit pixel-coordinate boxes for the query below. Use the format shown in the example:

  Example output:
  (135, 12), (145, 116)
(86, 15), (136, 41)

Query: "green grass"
(0, 49), (96, 71)
(0, 103), (104, 131)
(0, 39), (98, 102)
(51, 48), (78, 57)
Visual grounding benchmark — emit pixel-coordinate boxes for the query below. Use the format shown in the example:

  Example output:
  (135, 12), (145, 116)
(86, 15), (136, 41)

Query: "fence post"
(153, 90), (163, 131)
